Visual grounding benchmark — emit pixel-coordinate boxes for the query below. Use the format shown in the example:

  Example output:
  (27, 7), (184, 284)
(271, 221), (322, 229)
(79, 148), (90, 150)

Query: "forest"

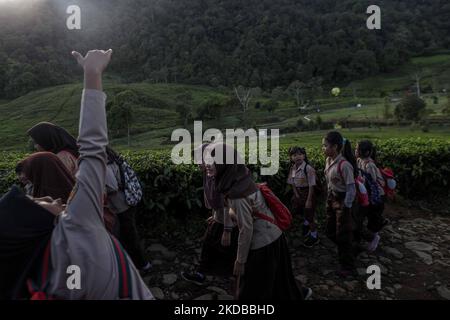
(1, 0), (450, 98)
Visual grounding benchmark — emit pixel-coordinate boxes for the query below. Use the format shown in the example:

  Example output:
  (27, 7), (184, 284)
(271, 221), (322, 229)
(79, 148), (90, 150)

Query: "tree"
(108, 90), (137, 146)
(442, 94), (450, 116)
(287, 80), (306, 108)
(315, 115), (323, 130)
(233, 85), (253, 114)
(383, 97), (392, 120)
(394, 94), (426, 121)
(265, 99), (278, 113)
(410, 70), (423, 97)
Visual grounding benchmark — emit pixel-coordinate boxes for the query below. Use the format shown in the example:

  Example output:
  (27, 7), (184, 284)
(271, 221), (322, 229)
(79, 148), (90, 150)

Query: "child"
(206, 143), (312, 300)
(27, 122), (79, 177)
(16, 152), (75, 203)
(105, 146), (152, 275)
(322, 131), (358, 277)
(287, 147), (319, 247)
(0, 49), (153, 300)
(355, 140), (388, 252)
(181, 143), (238, 285)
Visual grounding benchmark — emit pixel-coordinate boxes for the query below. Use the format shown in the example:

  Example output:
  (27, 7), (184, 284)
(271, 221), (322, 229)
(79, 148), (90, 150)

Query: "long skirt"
(198, 221), (238, 276)
(238, 234), (304, 300)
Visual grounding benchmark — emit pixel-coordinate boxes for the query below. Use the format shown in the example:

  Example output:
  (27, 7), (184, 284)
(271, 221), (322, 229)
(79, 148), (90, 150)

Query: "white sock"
(142, 261), (152, 270)
(310, 231), (318, 238)
(303, 220), (310, 226)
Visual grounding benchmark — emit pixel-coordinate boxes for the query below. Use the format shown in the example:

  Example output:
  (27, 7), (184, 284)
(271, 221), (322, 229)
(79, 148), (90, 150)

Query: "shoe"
(302, 224), (310, 237)
(303, 234), (320, 248)
(382, 218), (390, 227)
(180, 271), (206, 286)
(302, 287), (313, 300)
(139, 261), (153, 276)
(367, 233), (381, 252)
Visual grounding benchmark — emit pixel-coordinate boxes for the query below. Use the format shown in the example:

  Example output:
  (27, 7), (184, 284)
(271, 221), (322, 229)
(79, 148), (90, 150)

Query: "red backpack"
(254, 183), (292, 231)
(379, 167), (397, 200)
(337, 159), (369, 207)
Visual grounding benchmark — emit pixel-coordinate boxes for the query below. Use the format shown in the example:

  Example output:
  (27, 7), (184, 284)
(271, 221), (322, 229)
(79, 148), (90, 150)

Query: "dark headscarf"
(27, 122), (79, 158)
(18, 152), (75, 203)
(207, 143), (257, 199)
(0, 186), (55, 300)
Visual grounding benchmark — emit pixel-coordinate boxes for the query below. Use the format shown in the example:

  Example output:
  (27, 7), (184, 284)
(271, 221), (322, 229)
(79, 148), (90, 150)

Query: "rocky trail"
(141, 203), (450, 300)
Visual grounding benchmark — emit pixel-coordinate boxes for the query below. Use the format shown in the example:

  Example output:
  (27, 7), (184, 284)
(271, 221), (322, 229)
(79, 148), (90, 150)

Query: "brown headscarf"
(207, 143), (257, 199)
(27, 122), (79, 158)
(18, 152), (75, 203)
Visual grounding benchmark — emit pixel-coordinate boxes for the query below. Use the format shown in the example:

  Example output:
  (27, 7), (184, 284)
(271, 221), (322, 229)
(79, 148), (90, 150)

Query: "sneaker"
(180, 271), (206, 286)
(302, 287), (313, 300)
(139, 261), (153, 276)
(367, 233), (381, 252)
(302, 224), (310, 237)
(303, 234), (320, 248)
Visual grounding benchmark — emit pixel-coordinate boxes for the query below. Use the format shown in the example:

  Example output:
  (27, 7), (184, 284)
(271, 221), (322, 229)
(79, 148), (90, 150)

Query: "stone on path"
(207, 286), (228, 295)
(150, 287), (165, 300)
(414, 251), (433, 265)
(405, 241), (433, 252)
(162, 273), (178, 286)
(194, 294), (214, 300)
(437, 286), (450, 300)
(383, 246), (404, 259)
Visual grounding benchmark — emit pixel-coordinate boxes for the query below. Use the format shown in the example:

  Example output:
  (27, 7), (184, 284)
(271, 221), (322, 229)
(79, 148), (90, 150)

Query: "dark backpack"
(359, 169), (382, 205)
(115, 157), (143, 207)
(28, 236), (132, 300)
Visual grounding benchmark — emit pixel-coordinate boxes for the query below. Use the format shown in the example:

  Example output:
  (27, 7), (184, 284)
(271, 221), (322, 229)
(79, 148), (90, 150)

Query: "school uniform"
(357, 158), (386, 233)
(56, 150), (78, 178)
(198, 173), (238, 276)
(46, 90), (153, 299)
(227, 190), (303, 300)
(287, 162), (317, 226)
(324, 154), (356, 271)
(105, 162), (148, 269)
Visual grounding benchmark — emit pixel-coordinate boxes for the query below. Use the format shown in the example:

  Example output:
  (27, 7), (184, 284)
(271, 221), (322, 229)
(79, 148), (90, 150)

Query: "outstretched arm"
(62, 50), (112, 226)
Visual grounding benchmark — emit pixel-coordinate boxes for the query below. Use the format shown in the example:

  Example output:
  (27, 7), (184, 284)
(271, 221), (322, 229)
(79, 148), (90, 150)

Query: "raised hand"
(71, 49), (113, 91)
(72, 49), (112, 75)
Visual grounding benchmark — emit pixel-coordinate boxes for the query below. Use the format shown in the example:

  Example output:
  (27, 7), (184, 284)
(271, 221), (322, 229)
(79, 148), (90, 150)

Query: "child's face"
(322, 139), (337, 157)
(17, 172), (30, 186)
(290, 153), (304, 163)
(355, 144), (360, 158)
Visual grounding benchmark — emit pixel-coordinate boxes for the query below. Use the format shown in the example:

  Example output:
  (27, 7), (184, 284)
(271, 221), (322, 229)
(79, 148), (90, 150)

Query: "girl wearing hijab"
(181, 143), (238, 285)
(27, 122), (79, 177)
(16, 152), (75, 203)
(204, 143), (311, 300)
(0, 49), (152, 300)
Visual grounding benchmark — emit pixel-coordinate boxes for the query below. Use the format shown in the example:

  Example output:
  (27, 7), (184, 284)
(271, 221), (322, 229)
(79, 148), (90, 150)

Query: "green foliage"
(1, 139), (449, 220)
(1, 0), (450, 97)
(395, 95), (427, 121)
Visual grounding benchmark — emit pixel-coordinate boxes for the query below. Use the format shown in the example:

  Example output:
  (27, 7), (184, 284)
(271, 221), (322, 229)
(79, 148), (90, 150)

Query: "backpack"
(303, 163), (324, 196)
(337, 160), (369, 207)
(359, 169), (382, 205)
(254, 183), (292, 231)
(379, 167), (397, 200)
(115, 156), (143, 207)
(27, 236), (132, 300)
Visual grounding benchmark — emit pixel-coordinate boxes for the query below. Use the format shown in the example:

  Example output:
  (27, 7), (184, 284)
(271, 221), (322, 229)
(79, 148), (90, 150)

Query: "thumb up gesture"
(72, 49), (112, 75)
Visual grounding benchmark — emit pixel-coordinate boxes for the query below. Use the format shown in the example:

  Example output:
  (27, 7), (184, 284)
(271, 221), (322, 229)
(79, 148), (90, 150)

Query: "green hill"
(1, 54), (450, 152)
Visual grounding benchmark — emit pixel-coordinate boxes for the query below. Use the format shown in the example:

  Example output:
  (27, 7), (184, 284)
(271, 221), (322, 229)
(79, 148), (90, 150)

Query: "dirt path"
(142, 203), (450, 300)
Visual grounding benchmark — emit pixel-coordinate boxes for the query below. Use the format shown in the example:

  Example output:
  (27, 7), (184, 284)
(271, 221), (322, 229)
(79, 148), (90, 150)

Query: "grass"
(1, 53), (450, 152)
